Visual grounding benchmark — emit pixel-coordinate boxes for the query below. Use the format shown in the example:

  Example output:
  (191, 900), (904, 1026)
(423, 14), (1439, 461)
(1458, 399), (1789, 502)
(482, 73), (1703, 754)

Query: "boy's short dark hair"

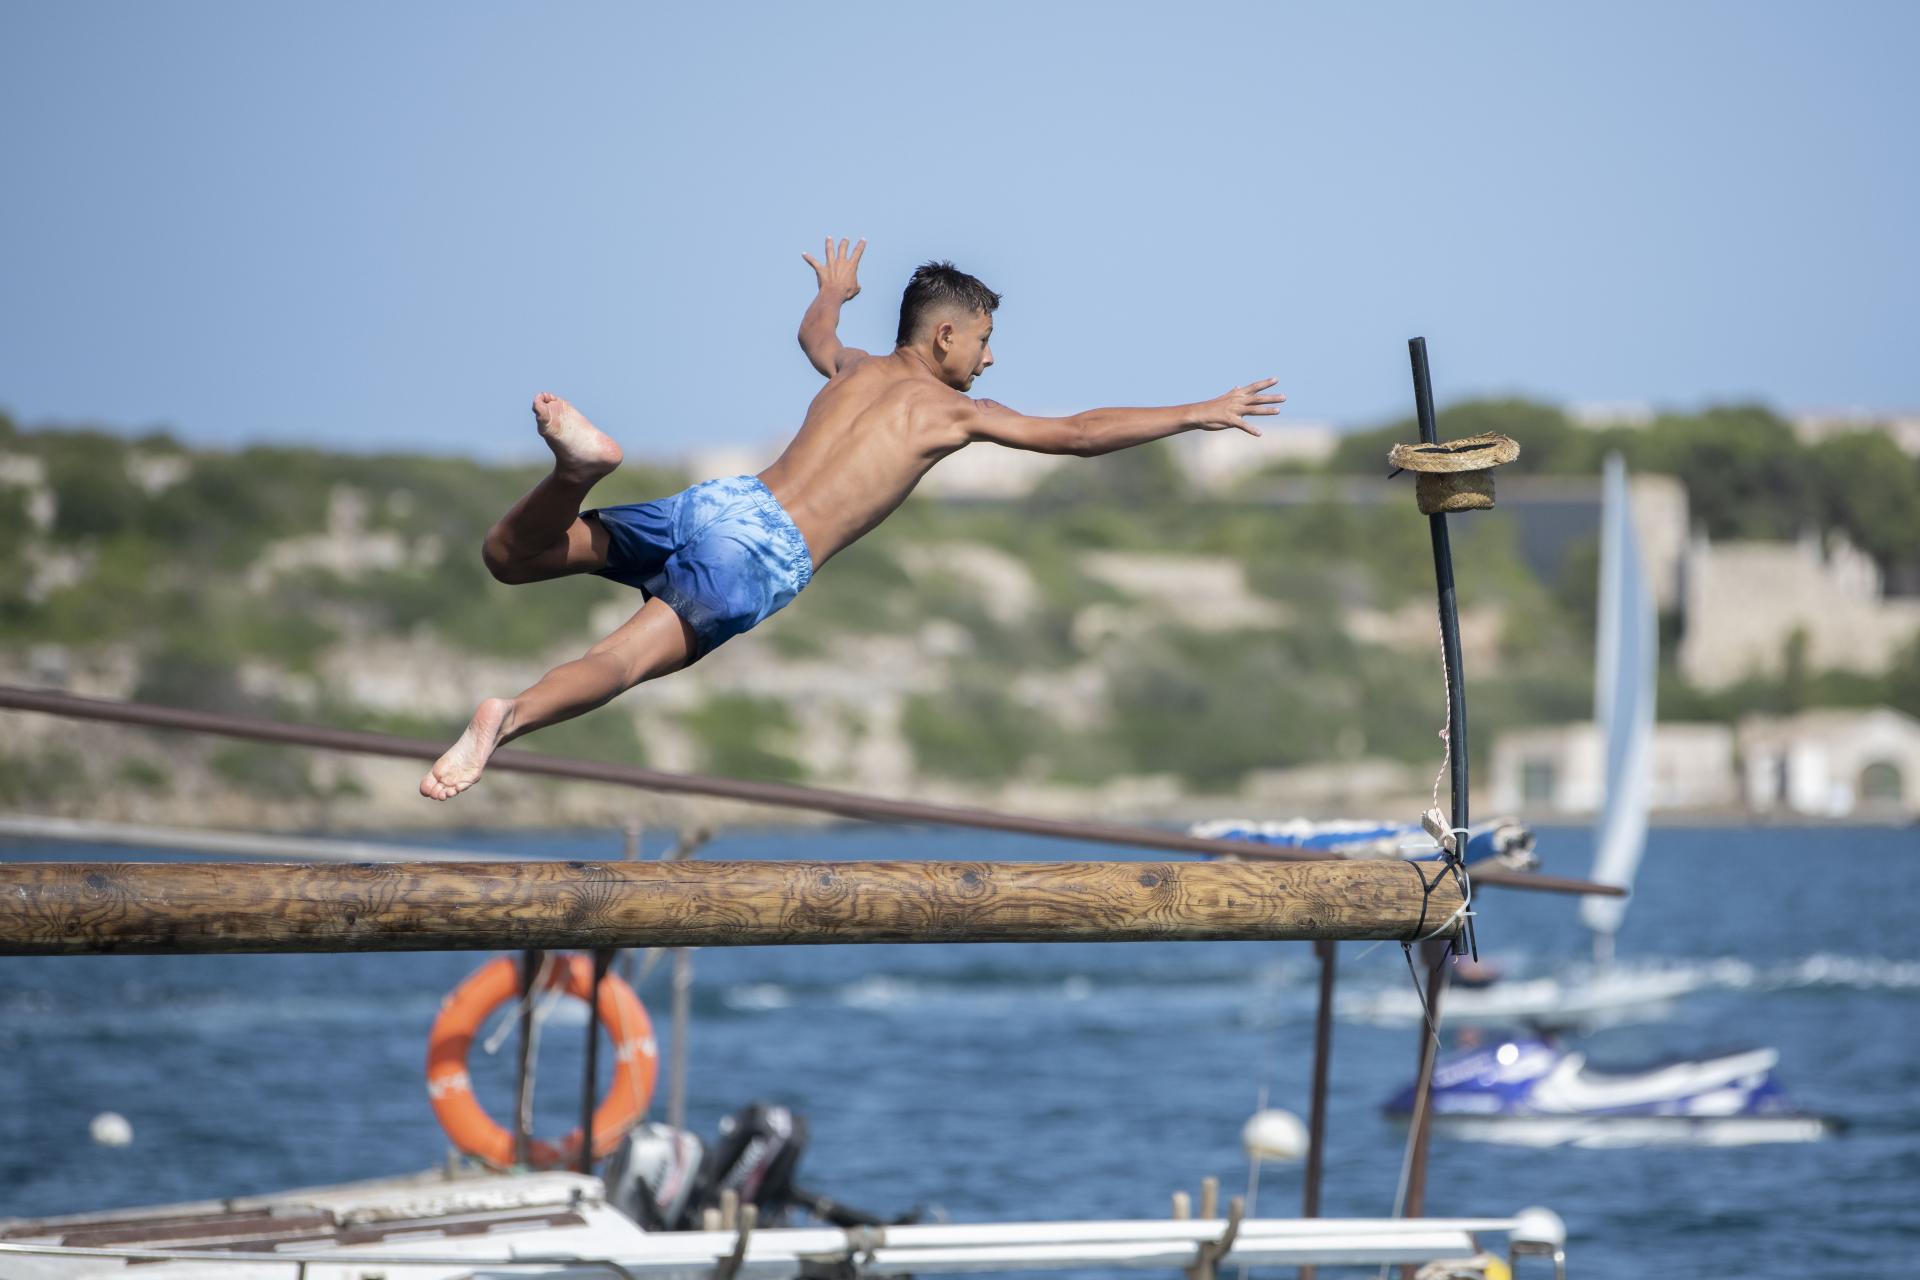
(896, 261), (1001, 347)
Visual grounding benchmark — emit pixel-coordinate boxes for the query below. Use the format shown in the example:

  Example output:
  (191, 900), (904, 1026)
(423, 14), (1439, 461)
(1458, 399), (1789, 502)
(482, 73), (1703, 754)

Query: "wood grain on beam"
(0, 859), (1465, 955)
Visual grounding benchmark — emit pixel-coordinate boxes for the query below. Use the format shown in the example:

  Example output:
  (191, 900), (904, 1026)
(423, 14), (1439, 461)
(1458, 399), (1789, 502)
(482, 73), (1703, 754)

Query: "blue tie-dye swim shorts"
(587, 475), (814, 656)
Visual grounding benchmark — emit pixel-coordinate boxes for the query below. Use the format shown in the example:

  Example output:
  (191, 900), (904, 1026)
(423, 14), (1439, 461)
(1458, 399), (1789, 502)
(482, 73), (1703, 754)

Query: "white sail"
(1579, 453), (1657, 948)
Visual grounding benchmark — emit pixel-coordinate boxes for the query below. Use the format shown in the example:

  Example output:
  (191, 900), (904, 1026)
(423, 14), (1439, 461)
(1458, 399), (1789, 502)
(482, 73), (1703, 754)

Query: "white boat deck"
(0, 1168), (1562, 1278)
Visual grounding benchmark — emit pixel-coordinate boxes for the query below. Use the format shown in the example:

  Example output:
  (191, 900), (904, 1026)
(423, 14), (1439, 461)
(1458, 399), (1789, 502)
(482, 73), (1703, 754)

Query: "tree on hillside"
(1807, 430), (1920, 587)
(1620, 406), (1813, 541)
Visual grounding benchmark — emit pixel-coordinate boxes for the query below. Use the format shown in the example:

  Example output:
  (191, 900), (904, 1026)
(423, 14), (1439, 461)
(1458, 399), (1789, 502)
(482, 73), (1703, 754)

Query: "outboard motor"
(610, 1102), (915, 1231)
(603, 1122), (706, 1231)
(694, 1102), (811, 1226)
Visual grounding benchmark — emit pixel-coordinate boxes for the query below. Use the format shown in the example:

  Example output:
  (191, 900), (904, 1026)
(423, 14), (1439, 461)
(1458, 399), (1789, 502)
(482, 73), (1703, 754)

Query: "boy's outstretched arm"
(961, 379), (1285, 456)
(798, 236), (869, 378)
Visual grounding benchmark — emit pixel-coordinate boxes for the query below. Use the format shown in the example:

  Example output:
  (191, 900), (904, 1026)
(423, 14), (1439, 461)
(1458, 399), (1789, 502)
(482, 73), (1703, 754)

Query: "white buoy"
(89, 1112), (133, 1147)
(1511, 1205), (1567, 1250)
(1240, 1108), (1308, 1161)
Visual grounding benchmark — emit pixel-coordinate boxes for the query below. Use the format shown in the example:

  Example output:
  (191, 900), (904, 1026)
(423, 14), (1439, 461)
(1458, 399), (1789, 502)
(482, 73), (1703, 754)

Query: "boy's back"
(759, 350), (979, 570)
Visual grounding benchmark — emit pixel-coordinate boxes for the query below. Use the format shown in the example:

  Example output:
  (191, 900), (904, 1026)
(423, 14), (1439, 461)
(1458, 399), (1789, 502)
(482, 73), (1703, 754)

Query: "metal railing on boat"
(0, 1212), (1567, 1277)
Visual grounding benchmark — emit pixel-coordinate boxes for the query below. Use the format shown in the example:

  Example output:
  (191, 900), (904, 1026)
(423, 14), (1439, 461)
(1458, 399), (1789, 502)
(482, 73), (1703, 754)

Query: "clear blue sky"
(3, 2), (1915, 460)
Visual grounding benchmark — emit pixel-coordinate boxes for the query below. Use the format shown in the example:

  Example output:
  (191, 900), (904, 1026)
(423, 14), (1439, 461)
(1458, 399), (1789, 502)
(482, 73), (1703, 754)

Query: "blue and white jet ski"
(1383, 1036), (1843, 1148)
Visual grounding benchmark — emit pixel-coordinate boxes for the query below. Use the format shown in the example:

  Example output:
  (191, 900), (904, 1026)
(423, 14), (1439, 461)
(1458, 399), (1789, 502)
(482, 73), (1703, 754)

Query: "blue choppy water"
(2, 824), (1917, 1275)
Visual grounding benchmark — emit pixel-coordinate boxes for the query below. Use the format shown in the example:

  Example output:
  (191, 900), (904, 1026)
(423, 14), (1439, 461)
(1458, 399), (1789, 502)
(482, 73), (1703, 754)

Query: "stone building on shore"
(1490, 708), (1920, 820)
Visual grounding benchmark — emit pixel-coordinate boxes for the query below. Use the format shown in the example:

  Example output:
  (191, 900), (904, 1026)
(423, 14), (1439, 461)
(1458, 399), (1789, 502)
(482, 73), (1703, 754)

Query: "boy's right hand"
(1197, 378), (1287, 436)
(802, 237), (866, 302)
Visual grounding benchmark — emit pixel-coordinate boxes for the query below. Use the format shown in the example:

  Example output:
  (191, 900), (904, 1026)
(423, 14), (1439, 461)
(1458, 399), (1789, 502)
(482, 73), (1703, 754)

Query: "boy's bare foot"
(532, 392), (622, 482)
(420, 697), (516, 801)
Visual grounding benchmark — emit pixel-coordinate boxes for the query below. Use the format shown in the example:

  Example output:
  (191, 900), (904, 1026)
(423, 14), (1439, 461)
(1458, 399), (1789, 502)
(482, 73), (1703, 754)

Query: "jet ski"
(1383, 1036), (1844, 1148)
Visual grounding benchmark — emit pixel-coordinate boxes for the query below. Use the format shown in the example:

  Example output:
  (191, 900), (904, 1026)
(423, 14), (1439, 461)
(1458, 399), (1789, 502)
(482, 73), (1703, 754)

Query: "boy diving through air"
(420, 240), (1285, 799)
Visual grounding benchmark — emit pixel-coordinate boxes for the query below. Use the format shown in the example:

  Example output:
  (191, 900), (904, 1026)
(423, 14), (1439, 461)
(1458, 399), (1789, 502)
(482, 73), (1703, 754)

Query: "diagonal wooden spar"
(0, 858), (1465, 956)
(0, 684), (1620, 898)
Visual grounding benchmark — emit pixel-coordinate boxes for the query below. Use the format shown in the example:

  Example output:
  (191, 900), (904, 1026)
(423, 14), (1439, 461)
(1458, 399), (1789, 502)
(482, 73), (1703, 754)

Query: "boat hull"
(1413, 1111), (1842, 1148)
(1384, 1037), (1841, 1148)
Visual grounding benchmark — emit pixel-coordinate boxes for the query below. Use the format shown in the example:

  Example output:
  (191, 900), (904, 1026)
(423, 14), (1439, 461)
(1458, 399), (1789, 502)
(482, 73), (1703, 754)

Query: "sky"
(2, 2), (1916, 462)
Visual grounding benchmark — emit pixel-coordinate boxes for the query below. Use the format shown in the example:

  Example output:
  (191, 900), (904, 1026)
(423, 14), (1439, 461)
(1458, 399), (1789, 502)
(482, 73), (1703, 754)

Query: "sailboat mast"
(1580, 453), (1658, 959)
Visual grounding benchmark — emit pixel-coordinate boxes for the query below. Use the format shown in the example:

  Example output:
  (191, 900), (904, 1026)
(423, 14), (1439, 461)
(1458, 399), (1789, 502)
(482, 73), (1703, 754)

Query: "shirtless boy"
(420, 239), (1284, 799)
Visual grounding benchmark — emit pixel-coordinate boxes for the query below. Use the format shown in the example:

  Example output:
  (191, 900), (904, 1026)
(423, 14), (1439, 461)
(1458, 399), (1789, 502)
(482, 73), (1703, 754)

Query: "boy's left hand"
(1198, 378), (1286, 436)
(802, 237), (866, 302)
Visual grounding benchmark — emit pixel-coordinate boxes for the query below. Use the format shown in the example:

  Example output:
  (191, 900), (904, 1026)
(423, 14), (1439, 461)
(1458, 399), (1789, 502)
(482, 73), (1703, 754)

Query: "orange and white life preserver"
(426, 953), (658, 1169)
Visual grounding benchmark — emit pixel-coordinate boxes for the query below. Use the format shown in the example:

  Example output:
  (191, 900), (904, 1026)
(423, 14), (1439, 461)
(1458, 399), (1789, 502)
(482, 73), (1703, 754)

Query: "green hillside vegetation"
(3, 403), (1916, 801)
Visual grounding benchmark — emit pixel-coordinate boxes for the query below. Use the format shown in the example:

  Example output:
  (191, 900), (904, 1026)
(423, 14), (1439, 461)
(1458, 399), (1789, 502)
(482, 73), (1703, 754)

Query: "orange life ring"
(426, 953), (658, 1169)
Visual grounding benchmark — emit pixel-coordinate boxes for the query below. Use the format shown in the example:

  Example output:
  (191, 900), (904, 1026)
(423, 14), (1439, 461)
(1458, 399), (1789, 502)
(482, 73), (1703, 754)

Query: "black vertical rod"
(1298, 938), (1338, 1280)
(1408, 337), (1471, 866)
(580, 947), (614, 1173)
(1400, 337), (1467, 1247)
(515, 949), (541, 1167)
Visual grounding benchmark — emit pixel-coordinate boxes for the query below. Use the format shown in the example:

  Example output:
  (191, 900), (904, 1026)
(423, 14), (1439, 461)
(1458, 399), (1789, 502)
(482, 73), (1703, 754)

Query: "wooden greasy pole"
(0, 859), (1463, 957)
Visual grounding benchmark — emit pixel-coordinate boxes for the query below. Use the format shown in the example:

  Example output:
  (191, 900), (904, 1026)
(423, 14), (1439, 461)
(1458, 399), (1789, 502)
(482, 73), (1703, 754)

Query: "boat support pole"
(1399, 937), (1452, 1242)
(1399, 337), (1463, 1250)
(663, 831), (708, 1138)
(668, 949), (693, 1134)
(580, 947), (614, 1173)
(516, 949), (540, 1168)
(1298, 938), (1337, 1280)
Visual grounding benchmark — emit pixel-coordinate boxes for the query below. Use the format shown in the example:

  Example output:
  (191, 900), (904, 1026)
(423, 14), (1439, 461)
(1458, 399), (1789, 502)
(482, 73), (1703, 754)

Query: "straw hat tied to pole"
(1386, 433), (1522, 514)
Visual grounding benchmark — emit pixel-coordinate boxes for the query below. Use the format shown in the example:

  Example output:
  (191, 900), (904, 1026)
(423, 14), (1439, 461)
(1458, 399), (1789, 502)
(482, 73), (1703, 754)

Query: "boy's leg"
(482, 392), (625, 584)
(420, 598), (698, 800)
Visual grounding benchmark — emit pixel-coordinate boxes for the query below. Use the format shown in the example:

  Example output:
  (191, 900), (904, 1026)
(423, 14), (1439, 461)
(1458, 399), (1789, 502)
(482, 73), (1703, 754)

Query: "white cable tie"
(1411, 898), (1471, 944)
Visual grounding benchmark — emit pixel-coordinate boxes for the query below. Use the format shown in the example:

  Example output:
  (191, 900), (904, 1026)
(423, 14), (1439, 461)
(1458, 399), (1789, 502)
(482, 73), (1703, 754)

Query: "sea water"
(2, 825), (1916, 1276)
